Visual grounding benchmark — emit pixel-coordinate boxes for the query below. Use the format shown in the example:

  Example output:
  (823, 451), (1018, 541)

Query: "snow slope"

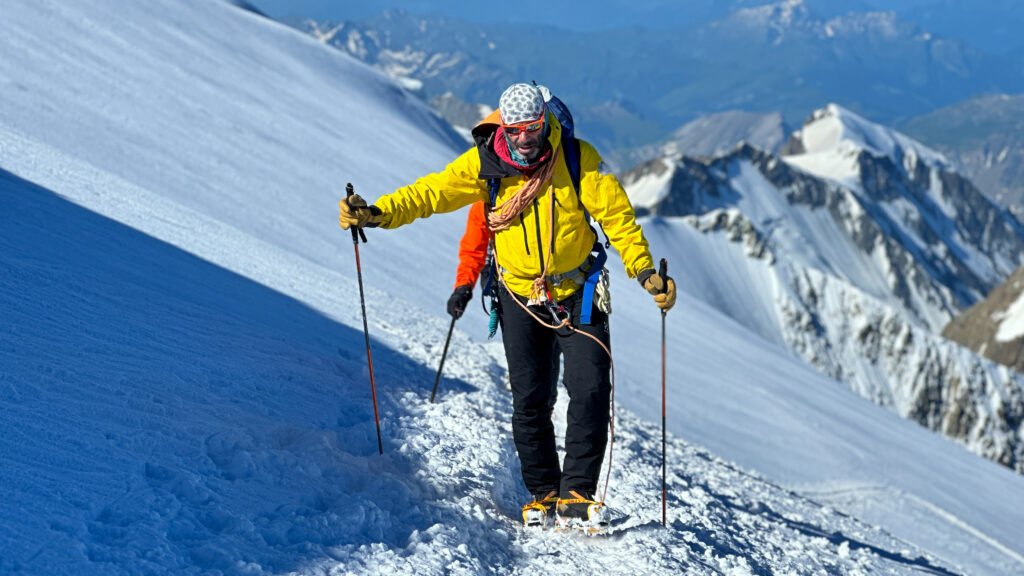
(2, 1), (1024, 574)
(0, 162), (967, 576)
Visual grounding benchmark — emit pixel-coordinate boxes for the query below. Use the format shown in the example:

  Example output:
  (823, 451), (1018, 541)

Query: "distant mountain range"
(621, 104), (1024, 471)
(279, 0), (1023, 160)
(895, 0), (1024, 55)
(901, 93), (1024, 218)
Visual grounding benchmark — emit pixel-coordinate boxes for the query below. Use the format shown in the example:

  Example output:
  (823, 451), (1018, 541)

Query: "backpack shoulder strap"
(563, 133), (583, 199)
(562, 134), (611, 248)
(487, 177), (501, 205)
(479, 178), (501, 302)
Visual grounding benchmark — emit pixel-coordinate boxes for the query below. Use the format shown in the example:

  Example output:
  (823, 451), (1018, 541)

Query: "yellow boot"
(555, 490), (610, 534)
(521, 490), (559, 527)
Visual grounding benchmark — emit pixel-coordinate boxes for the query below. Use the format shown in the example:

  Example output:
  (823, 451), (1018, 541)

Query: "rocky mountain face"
(901, 93), (1024, 219)
(944, 266), (1024, 376)
(781, 105), (1024, 316)
(778, 263), (1024, 473)
(622, 105), (1024, 472)
(681, 209), (1024, 472)
(625, 125), (1024, 329)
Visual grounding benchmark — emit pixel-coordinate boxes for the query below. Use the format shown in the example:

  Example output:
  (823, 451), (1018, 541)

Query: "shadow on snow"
(0, 168), (478, 575)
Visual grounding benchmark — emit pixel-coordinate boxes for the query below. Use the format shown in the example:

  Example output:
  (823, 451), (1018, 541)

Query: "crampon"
(554, 491), (610, 535)
(521, 490), (559, 528)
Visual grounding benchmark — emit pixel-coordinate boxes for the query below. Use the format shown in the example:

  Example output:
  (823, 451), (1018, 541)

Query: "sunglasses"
(503, 117), (544, 136)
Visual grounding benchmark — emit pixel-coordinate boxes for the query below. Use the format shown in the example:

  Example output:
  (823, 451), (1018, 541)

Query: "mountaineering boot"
(555, 490), (610, 534)
(521, 490), (559, 527)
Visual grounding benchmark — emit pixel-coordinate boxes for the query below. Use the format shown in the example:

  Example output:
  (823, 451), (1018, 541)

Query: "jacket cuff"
(365, 205), (384, 228)
(636, 268), (655, 288)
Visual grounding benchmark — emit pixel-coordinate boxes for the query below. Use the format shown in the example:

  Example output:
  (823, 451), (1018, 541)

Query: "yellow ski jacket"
(374, 111), (654, 301)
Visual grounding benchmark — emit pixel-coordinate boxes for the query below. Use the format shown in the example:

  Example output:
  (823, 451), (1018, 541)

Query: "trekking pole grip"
(658, 258), (668, 315)
(345, 183), (368, 244)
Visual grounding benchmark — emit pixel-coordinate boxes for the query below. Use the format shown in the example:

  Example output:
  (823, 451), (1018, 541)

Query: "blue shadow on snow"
(0, 168), (482, 575)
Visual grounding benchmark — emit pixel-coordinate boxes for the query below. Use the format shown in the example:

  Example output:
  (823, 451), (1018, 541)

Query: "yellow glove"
(643, 273), (677, 312)
(338, 194), (383, 230)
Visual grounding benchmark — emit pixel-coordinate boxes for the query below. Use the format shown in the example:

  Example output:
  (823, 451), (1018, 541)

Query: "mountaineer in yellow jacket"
(340, 83), (675, 530)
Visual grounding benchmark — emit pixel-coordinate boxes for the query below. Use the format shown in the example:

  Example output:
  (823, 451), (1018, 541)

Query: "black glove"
(447, 284), (473, 319)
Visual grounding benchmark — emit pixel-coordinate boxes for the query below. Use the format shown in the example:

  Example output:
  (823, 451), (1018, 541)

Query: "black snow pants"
(499, 285), (611, 499)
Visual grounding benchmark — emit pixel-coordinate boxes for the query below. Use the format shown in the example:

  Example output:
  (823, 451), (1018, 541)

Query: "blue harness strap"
(579, 242), (607, 325)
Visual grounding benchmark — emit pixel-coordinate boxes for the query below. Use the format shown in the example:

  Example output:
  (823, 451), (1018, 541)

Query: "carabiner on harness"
(543, 298), (570, 325)
(540, 296), (575, 337)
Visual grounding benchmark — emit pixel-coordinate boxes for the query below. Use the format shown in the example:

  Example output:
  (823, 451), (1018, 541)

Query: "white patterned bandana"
(499, 83), (545, 125)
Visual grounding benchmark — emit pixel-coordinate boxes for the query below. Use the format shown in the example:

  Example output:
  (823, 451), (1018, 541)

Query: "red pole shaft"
(659, 258), (668, 527)
(347, 183), (383, 455)
(662, 309), (667, 526)
(353, 243), (383, 455)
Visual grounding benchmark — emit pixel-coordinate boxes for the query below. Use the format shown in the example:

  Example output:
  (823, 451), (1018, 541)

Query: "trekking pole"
(659, 258), (668, 527)
(346, 183), (382, 455)
(430, 316), (457, 403)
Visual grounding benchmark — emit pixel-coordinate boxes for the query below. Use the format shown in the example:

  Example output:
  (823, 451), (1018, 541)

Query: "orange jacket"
(455, 201), (490, 289)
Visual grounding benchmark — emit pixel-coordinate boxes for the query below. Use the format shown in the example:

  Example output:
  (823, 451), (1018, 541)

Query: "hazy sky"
(246, 0), (1018, 53)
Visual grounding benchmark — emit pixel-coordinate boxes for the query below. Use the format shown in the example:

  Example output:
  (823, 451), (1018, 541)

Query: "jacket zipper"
(532, 198), (546, 273)
(519, 215), (530, 255)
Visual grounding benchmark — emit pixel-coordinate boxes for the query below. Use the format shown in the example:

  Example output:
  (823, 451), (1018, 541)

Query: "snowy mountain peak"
(783, 103), (950, 174)
(733, 0), (811, 28)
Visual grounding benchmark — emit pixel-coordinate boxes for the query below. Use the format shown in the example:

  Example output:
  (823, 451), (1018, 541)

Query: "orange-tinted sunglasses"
(502, 116), (544, 136)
